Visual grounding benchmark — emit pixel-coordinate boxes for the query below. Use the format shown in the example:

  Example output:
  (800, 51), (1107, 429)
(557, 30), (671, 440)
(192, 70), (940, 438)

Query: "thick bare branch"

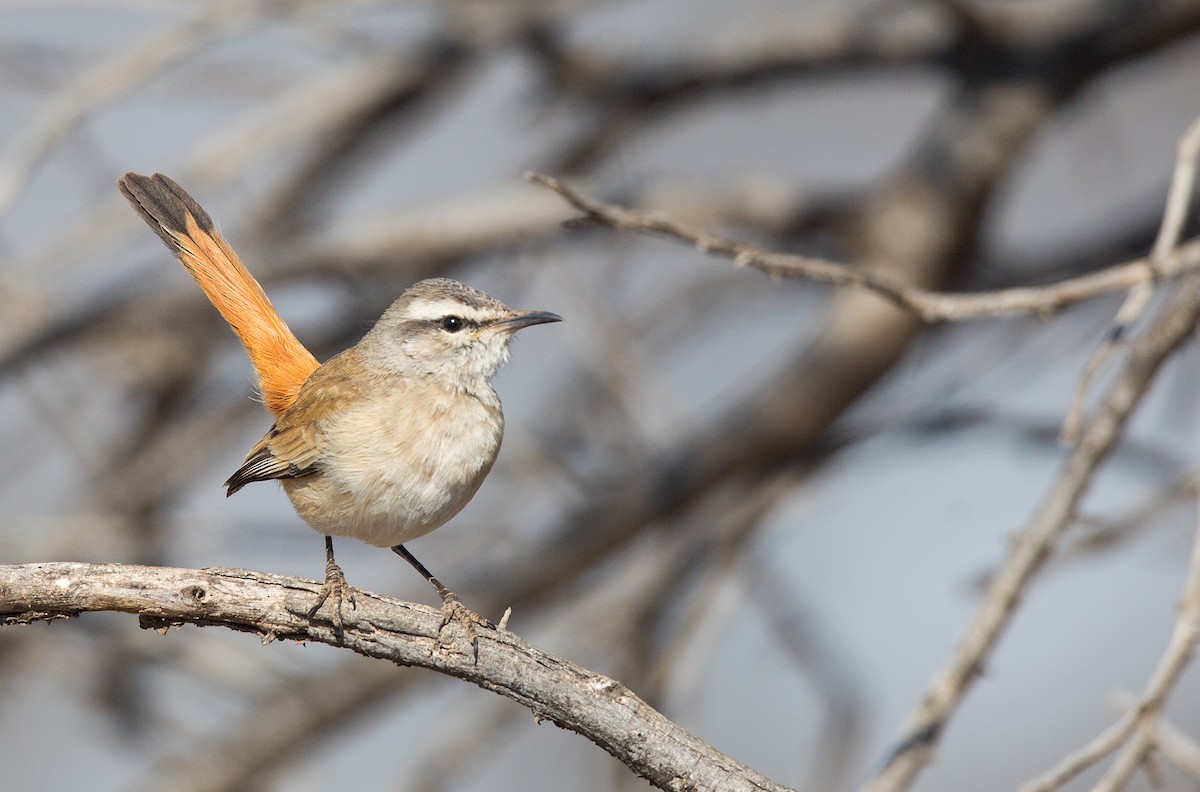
(0, 562), (792, 792)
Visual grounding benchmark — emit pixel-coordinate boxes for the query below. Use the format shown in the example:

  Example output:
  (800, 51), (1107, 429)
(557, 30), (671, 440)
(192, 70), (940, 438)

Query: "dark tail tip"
(118, 172), (217, 253)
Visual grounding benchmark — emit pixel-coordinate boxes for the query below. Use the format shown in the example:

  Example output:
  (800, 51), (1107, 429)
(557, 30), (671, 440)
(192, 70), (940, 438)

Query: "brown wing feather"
(118, 172), (319, 416)
(225, 424), (321, 495)
(223, 350), (365, 495)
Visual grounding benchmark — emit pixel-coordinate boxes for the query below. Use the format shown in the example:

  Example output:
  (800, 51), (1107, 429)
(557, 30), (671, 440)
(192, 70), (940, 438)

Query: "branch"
(1060, 112), (1200, 443)
(1022, 487), (1200, 792)
(864, 272), (1200, 792)
(527, 172), (1200, 323)
(0, 562), (792, 792)
(0, 1), (273, 218)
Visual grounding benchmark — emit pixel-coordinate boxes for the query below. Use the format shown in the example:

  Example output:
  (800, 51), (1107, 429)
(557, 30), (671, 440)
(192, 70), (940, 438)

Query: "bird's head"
(363, 278), (561, 385)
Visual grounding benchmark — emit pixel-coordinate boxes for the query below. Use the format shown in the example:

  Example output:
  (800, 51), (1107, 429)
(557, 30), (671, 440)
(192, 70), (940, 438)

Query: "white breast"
(283, 383), (503, 548)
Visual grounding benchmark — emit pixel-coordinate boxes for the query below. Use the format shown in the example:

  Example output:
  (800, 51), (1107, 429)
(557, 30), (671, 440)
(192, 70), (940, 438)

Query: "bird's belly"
(283, 395), (502, 548)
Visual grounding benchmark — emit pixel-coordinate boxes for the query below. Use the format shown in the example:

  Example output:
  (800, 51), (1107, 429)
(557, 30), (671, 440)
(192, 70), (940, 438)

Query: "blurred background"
(4, 1), (1200, 790)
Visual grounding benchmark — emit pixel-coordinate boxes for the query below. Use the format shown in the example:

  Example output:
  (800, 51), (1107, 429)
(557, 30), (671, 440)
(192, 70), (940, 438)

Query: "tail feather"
(119, 172), (319, 416)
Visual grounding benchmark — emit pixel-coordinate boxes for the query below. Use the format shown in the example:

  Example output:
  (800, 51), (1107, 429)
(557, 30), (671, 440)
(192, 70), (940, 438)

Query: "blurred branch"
(540, 0), (1200, 173)
(401, 696), (527, 792)
(141, 645), (427, 792)
(0, 562), (793, 792)
(1139, 707), (1200, 784)
(535, 1), (957, 172)
(1, 173), (822, 385)
(0, 0), (275, 218)
(528, 172), (1200, 324)
(1021, 491), (1200, 792)
(1059, 473), (1199, 562)
(187, 48), (456, 185)
(250, 36), (476, 235)
(1061, 113), (1200, 442)
(866, 271), (1200, 792)
(625, 474), (798, 700)
(747, 563), (865, 792)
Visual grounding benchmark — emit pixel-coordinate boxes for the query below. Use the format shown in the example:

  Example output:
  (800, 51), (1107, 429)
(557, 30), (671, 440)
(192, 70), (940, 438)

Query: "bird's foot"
(438, 590), (492, 660)
(308, 557), (356, 633)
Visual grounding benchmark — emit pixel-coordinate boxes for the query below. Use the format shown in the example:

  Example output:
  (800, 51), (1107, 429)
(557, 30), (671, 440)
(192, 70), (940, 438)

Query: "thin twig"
(527, 172), (1200, 324)
(1061, 114), (1200, 442)
(1088, 491), (1200, 792)
(1060, 474), (1200, 561)
(1022, 494), (1200, 792)
(1150, 712), (1200, 783)
(1152, 116), (1200, 260)
(1018, 713), (1140, 792)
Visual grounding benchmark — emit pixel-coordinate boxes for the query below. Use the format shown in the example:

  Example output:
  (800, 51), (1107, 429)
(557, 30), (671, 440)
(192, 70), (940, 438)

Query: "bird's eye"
(440, 316), (464, 332)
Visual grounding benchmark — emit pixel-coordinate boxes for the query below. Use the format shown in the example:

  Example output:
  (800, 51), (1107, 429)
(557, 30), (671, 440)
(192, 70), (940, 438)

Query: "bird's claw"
(309, 558), (356, 633)
(438, 591), (491, 660)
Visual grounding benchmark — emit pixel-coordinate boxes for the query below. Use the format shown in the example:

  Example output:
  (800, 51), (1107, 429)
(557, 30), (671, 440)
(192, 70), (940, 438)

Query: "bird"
(117, 172), (561, 647)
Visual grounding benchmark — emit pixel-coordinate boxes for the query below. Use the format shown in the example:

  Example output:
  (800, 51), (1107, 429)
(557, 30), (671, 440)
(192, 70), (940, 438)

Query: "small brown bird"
(118, 172), (560, 644)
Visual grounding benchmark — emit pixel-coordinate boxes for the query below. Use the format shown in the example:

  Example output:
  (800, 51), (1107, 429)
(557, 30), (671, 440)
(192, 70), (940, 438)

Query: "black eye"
(440, 316), (464, 332)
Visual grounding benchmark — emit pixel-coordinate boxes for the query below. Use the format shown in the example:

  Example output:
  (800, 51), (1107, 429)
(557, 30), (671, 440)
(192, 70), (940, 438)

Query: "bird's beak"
(485, 309), (563, 335)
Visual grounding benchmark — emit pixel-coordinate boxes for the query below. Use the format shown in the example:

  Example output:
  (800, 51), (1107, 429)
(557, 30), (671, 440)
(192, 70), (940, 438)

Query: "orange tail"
(118, 172), (319, 416)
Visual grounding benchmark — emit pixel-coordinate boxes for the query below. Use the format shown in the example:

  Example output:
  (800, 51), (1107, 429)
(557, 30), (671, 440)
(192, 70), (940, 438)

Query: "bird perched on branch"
(118, 172), (560, 648)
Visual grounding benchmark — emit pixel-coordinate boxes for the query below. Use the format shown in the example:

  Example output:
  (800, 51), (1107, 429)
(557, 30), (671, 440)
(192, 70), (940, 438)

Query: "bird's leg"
(308, 536), (356, 633)
(391, 544), (491, 656)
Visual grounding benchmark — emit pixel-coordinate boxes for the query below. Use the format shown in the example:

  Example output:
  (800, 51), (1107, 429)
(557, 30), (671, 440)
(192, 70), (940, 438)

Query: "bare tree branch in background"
(0, 0), (273, 216)
(527, 171), (1200, 323)
(528, 109), (1200, 792)
(1020, 485), (1200, 791)
(6, 1), (1200, 791)
(866, 270), (1200, 792)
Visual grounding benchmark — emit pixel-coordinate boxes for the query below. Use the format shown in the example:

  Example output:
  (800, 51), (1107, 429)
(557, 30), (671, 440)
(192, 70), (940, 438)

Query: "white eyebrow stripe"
(404, 299), (495, 323)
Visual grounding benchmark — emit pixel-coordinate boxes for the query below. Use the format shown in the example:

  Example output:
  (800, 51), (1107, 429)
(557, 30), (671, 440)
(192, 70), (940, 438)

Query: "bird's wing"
(224, 350), (364, 495)
(118, 172), (320, 417)
(224, 423), (322, 495)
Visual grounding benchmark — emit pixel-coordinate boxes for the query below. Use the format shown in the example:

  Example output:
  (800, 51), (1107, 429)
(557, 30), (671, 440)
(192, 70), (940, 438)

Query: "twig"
(1061, 114), (1200, 442)
(1018, 713), (1139, 792)
(527, 172), (1200, 324)
(1091, 691), (1200, 783)
(1151, 116), (1200, 261)
(1150, 711), (1200, 783)
(863, 271), (1200, 792)
(0, 562), (793, 792)
(1090, 491), (1200, 792)
(1023, 491), (1200, 792)
(1059, 329), (1131, 445)
(1060, 473), (1200, 561)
